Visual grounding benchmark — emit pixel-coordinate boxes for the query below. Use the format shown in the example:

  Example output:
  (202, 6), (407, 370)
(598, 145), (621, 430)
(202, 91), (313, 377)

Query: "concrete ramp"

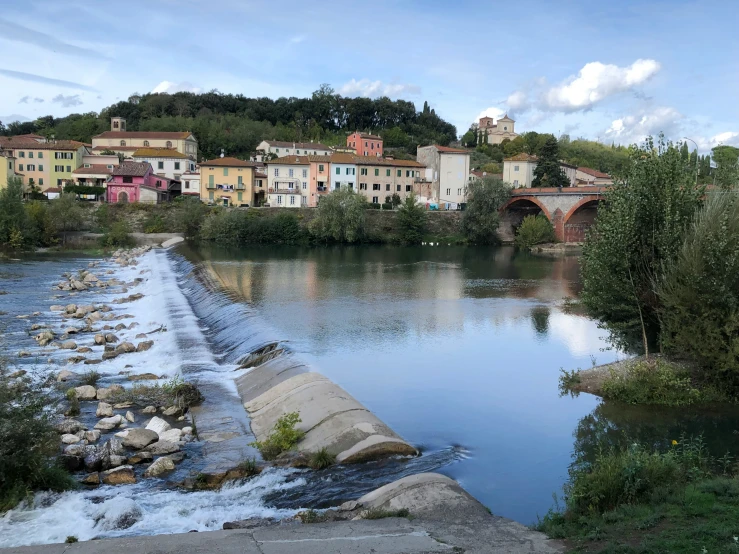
(236, 366), (417, 463)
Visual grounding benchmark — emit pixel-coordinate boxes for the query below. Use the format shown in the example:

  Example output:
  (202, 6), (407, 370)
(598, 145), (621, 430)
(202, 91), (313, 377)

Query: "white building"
(180, 171), (200, 197)
(416, 145), (470, 205)
(329, 153), (358, 192)
(266, 155), (309, 207)
(503, 154), (578, 188)
(254, 140), (332, 162)
(132, 147), (195, 180)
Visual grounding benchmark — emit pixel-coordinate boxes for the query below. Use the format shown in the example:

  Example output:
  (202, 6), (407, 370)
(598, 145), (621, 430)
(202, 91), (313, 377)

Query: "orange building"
(346, 131), (383, 157)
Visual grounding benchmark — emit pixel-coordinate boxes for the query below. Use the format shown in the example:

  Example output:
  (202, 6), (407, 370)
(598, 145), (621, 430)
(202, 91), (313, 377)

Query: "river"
(2, 245), (739, 546)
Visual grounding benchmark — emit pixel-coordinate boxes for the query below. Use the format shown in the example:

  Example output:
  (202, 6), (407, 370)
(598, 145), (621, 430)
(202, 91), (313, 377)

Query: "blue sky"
(0, 0), (736, 152)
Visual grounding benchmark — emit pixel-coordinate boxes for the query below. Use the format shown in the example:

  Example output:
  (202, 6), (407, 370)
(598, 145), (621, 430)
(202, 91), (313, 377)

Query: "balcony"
(269, 187), (301, 195)
(317, 185), (327, 193)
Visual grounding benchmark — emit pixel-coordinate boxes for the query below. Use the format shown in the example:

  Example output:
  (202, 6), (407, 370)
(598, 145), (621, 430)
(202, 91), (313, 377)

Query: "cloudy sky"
(0, 0), (736, 151)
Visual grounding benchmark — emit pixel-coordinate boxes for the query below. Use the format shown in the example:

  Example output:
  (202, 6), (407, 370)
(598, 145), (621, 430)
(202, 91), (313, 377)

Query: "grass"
(298, 509), (328, 523)
(537, 436), (739, 553)
(65, 388), (80, 416)
(81, 369), (101, 387)
(65, 536), (78, 544)
(108, 377), (203, 409)
(362, 507), (411, 520)
(238, 458), (259, 477)
(249, 412), (303, 460)
(309, 448), (336, 470)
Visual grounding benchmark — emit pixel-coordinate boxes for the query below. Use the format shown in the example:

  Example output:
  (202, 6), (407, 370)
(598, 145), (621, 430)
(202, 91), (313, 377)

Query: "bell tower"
(111, 117), (126, 132)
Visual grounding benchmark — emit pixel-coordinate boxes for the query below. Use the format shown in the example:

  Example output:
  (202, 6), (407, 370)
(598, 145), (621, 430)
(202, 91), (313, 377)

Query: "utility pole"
(683, 137), (700, 185)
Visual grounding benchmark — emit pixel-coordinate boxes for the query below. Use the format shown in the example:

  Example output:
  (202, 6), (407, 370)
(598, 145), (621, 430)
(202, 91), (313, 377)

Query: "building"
(0, 149), (17, 189)
(329, 153), (358, 192)
(307, 156), (331, 207)
(71, 165), (113, 188)
(355, 157), (425, 204)
(478, 114), (518, 145)
(132, 147), (195, 180)
(266, 156), (310, 207)
(107, 161), (172, 204)
(576, 167), (614, 186)
(254, 140), (332, 162)
(346, 132), (383, 157)
(180, 171), (200, 197)
(0, 137), (87, 191)
(416, 145), (471, 206)
(503, 153), (578, 188)
(200, 157), (259, 207)
(92, 117), (197, 160)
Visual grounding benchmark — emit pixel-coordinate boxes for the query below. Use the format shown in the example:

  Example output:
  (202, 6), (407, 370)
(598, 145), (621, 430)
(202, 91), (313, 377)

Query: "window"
(38, 152), (42, 158)
(458, 188), (462, 195)
(39, 178), (43, 186)
(84, 163), (90, 168)
(184, 182), (190, 189)
(238, 176), (243, 186)
(223, 168), (229, 176)
(372, 196), (378, 203)
(296, 150), (300, 154)
(360, 168), (367, 175)
(29, 152), (33, 159)
(396, 184), (401, 191)
(302, 196), (307, 206)
(7, 162), (10, 170)
(335, 182), (340, 189)
(335, 167), (340, 175)
(174, 162), (180, 170)
(374, 168), (379, 176)
(397, 169), (401, 177)
(123, 176), (133, 183)
(158, 161), (164, 169)
(209, 175), (214, 186)
(54, 165), (64, 171)
(348, 183), (353, 189)
(290, 195), (295, 205)
(144, 141), (149, 147)
(27, 164), (35, 171)
(156, 180), (162, 188)
(275, 148), (279, 153)
(365, 141), (368, 147)
(514, 165), (519, 172)
(302, 182), (307, 190)
(405, 170), (410, 177)
(386, 184), (390, 191)
(345, 168), (351, 175)
(66, 166), (71, 172)
(504, 126), (508, 131)
(209, 191), (214, 200)
(446, 188), (451, 195)
(18, 164), (23, 171)
(238, 192), (243, 202)
(359, 183), (367, 190)
(288, 168), (294, 177)
(302, 169), (307, 178)
(373, 184), (380, 190)
(371, 144), (374, 150)
(386, 169), (391, 176)
(277, 195), (282, 204)
(107, 165), (113, 170)
(513, 179), (519, 186)
(406, 185), (412, 192)
(319, 164), (324, 172)
(120, 140), (126, 146)
(19, 152), (24, 158)
(166, 141), (172, 148)
(274, 168), (279, 177)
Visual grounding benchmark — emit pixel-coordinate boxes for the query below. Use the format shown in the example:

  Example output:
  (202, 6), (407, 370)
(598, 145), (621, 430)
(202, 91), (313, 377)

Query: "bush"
(200, 210), (302, 244)
(310, 189), (366, 243)
(659, 194), (739, 387)
(174, 196), (208, 238)
(396, 193), (426, 245)
(381, 203), (393, 210)
(81, 369), (101, 387)
(366, 203), (381, 210)
(249, 412), (303, 460)
(309, 448), (336, 470)
(143, 213), (167, 233)
(514, 215), (555, 249)
(0, 177), (30, 248)
(461, 176), (510, 244)
(100, 220), (134, 247)
(0, 361), (74, 511)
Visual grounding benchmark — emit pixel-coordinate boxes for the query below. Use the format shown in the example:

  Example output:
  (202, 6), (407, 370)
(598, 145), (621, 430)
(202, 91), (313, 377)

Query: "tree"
(679, 141), (690, 163)
(461, 126), (478, 148)
(580, 135), (703, 354)
(396, 193), (427, 244)
(532, 136), (569, 187)
(48, 193), (83, 245)
(310, 188), (366, 243)
(711, 145), (739, 189)
(461, 176), (510, 244)
(514, 215), (555, 249)
(0, 177), (27, 247)
(174, 196), (208, 238)
(100, 149), (116, 155)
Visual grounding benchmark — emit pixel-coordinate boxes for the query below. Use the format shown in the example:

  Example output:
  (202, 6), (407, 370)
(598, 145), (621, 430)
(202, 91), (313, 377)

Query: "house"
(200, 157), (260, 207)
(92, 117), (198, 160)
(0, 148), (17, 189)
(329, 153), (358, 192)
(469, 170), (503, 182)
(0, 137), (87, 191)
(266, 156), (310, 207)
(478, 114), (518, 145)
(355, 157), (425, 204)
(503, 154), (578, 187)
(346, 132), (383, 157)
(132, 147), (195, 180)
(72, 165), (113, 188)
(254, 140), (332, 162)
(180, 171), (200, 197)
(416, 145), (471, 206)
(307, 156), (332, 207)
(107, 161), (171, 204)
(576, 167), (614, 186)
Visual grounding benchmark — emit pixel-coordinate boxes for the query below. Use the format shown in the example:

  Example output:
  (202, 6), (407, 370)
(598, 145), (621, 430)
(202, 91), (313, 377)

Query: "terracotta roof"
(72, 164), (113, 175)
(504, 153), (538, 162)
(44, 187), (62, 193)
(577, 166), (611, 179)
(111, 161), (151, 177)
(132, 148), (189, 159)
(431, 145), (469, 154)
(202, 157), (258, 167)
(94, 131), (193, 140)
(329, 153), (358, 164)
(268, 156), (310, 165)
(388, 159), (424, 168)
(307, 155), (333, 163)
(12, 133), (45, 140)
(0, 137), (86, 151)
(255, 171), (267, 178)
(92, 145), (138, 152)
(261, 141), (331, 150)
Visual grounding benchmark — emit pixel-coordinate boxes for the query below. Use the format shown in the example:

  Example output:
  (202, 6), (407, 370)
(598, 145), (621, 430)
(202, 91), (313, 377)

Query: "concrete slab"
(235, 359), (308, 404)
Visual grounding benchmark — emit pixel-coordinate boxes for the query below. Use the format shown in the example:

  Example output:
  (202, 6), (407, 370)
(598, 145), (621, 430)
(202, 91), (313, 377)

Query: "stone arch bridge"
(499, 187), (607, 243)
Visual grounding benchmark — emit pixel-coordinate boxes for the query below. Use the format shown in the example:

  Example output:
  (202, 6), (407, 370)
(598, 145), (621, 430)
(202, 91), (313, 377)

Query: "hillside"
(0, 85), (457, 160)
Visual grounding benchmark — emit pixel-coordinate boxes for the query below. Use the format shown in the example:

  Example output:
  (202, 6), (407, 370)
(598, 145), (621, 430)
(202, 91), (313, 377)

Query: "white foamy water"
(0, 468), (304, 547)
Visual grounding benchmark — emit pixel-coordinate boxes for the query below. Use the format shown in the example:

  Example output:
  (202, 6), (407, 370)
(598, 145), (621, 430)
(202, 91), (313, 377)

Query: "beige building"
(355, 157), (424, 204)
(576, 167), (614, 186)
(267, 156), (310, 207)
(416, 145), (470, 205)
(0, 148), (17, 190)
(200, 157), (259, 206)
(254, 140), (332, 162)
(0, 137), (87, 191)
(92, 117), (197, 160)
(503, 153), (578, 187)
(478, 114), (518, 145)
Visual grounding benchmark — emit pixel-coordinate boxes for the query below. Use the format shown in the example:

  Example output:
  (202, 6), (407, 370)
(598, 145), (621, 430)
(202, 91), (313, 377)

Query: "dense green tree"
(310, 188), (367, 243)
(711, 145), (739, 189)
(461, 176), (510, 244)
(461, 125), (478, 147)
(48, 193), (84, 245)
(679, 141), (690, 163)
(0, 177), (27, 247)
(396, 193), (427, 244)
(580, 135), (704, 354)
(532, 136), (569, 187)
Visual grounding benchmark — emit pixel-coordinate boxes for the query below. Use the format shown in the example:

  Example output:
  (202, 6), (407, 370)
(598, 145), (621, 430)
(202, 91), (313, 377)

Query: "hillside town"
(0, 115), (613, 208)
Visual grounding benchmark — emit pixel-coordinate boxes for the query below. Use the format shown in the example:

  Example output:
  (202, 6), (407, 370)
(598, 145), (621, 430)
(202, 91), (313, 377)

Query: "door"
(118, 191), (129, 203)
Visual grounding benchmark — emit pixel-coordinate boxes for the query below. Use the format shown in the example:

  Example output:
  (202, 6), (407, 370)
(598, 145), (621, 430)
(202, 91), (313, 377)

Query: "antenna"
(220, 148), (224, 158)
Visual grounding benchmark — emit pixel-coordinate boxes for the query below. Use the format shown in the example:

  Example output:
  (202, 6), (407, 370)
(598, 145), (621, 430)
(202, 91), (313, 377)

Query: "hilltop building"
(253, 140), (332, 162)
(346, 132), (383, 157)
(92, 117), (198, 160)
(478, 114), (518, 145)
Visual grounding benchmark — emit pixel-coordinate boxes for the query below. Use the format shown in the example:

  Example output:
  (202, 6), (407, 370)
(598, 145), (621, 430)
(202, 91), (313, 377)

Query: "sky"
(0, 0), (737, 152)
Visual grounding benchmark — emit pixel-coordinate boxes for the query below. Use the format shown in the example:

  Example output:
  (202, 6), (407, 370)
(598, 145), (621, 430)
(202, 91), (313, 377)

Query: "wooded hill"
(0, 85), (457, 160)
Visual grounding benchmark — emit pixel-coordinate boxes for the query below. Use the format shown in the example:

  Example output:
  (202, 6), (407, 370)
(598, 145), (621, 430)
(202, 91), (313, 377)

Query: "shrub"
(81, 369), (101, 387)
(659, 194), (739, 387)
(200, 210), (302, 244)
(396, 194), (426, 245)
(514, 215), (555, 249)
(310, 189), (366, 243)
(0, 178), (29, 248)
(249, 412), (303, 460)
(381, 203), (393, 210)
(461, 176), (510, 244)
(143, 213), (167, 233)
(238, 457), (259, 477)
(65, 388), (80, 417)
(174, 196), (208, 238)
(100, 220), (134, 247)
(309, 448), (336, 470)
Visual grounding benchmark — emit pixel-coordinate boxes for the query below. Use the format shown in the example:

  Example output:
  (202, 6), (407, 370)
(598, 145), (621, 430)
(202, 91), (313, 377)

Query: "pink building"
(107, 161), (171, 203)
(346, 132), (383, 157)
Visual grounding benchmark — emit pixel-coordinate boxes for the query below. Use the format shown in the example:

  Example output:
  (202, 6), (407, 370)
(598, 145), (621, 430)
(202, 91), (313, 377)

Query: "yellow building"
(0, 137), (86, 191)
(0, 149), (17, 189)
(92, 117), (198, 160)
(200, 157), (259, 206)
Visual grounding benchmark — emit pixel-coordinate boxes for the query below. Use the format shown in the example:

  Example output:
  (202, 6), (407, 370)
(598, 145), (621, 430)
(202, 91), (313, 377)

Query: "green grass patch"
(249, 412), (303, 460)
(362, 507), (411, 520)
(309, 448), (336, 470)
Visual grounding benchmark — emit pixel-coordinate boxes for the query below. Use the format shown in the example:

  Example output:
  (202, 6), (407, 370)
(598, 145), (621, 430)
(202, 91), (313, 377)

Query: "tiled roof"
(387, 159), (424, 167)
(72, 164), (113, 175)
(577, 166), (611, 178)
(92, 145), (138, 152)
(431, 145), (469, 154)
(44, 187), (62, 193)
(261, 141), (331, 150)
(255, 171), (267, 178)
(94, 131), (193, 140)
(0, 137), (86, 151)
(307, 155), (333, 163)
(202, 157), (258, 167)
(111, 161), (151, 177)
(329, 153), (358, 164)
(132, 148), (189, 159)
(504, 153), (538, 162)
(268, 156), (311, 165)
(13, 133), (45, 141)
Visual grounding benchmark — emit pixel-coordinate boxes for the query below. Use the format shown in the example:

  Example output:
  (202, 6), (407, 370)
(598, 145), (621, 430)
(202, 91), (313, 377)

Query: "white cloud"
(338, 79), (421, 99)
(507, 59), (661, 114)
(695, 131), (739, 151)
(604, 106), (683, 145)
(289, 35), (306, 44)
(51, 93), (83, 107)
(151, 81), (202, 94)
(475, 106), (506, 123)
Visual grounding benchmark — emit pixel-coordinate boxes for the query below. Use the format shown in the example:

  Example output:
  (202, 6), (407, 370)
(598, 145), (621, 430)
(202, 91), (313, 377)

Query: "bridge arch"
(501, 196), (553, 221)
(499, 196), (554, 243)
(563, 197), (602, 243)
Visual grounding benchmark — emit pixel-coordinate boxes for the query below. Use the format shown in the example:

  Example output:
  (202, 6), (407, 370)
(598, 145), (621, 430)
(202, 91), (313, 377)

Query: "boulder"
(67, 356), (86, 364)
(94, 334), (106, 345)
(83, 274), (99, 283)
(61, 434), (81, 445)
(145, 416), (171, 436)
(102, 350), (119, 361)
(81, 473), (100, 486)
(59, 340), (78, 350)
(105, 333), (119, 343)
(96, 402), (114, 418)
(96, 386), (122, 401)
(84, 359), (103, 365)
(95, 415), (123, 431)
(66, 304), (78, 314)
(144, 456), (175, 478)
(122, 428), (159, 450)
(158, 429), (182, 443)
(85, 430), (101, 443)
(114, 324), (126, 331)
(74, 385), (97, 400)
(8, 370), (26, 378)
(72, 280), (87, 291)
(128, 373), (159, 381)
(148, 441), (180, 455)
(77, 347), (92, 354)
(125, 411), (135, 423)
(127, 452), (153, 465)
(181, 426), (193, 436)
(142, 405), (157, 414)
(128, 322), (139, 330)
(136, 341), (154, 352)
(35, 330), (55, 343)
(87, 312), (102, 323)
(135, 333), (147, 340)
(17, 350), (31, 358)
(50, 305), (65, 312)
(63, 444), (87, 457)
(101, 466), (136, 485)
(161, 406), (181, 417)
(64, 327), (79, 335)
(109, 455), (127, 468)
(115, 342), (136, 354)
(56, 419), (85, 434)
(114, 403), (132, 409)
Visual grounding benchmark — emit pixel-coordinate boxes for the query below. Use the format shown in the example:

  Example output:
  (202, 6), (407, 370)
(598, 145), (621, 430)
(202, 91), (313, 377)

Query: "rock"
(63, 444), (87, 457)
(30, 323), (46, 330)
(114, 324), (126, 331)
(94, 334), (106, 345)
(125, 411), (135, 423)
(66, 304), (78, 314)
(56, 419), (85, 434)
(85, 430), (101, 443)
(128, 322), (139, 330)
(95, 415), (123, 431)
(145, 416), (171, 436)
(101, 466), (136, 485)
(158, 429), (183, 443)
(9, 370), (26, 378)
(161, 406), (181, 417)
(34, 330), (54, 343)
(87, 312), (102, 323)
(61, 433), (81, 445)
(135, 333), (147, 339)
(339, 500), (359, 511)
(96, 386), (122, 401)
(96, 402), (114, 418)
(114, 403), (132, 409)
(136, 341), (154, 352)
(109, 455), (127, 468)
(67, 355), (86, 364)
(74, 385), (97, 400)
(77, 347), (93, 354)
(50, 305), (65, 312)
(84, 359), (103, 365)
(148, 441), (180, 455)
(181, 426), (193, 436)
(128, 373), (159, 381)
(59, 340), (78, 350)
(81, 473), (100, 486)
(17, 350), (31, 358)
(72, 280), (87, 291)
(128, 451), (153, 465)
(61, 455), (84, 472)
(102, 350), (119, 361)
(83, 274), (99, 283)
(105, 333), (119, 343)
(122, 428), (159, 450)
(64, 327), (79, 335)
(169, 452), (186, 463)
(115, 342), (136, 354)
(142, 405), (157, 414)
(144, 456), (175, 478)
